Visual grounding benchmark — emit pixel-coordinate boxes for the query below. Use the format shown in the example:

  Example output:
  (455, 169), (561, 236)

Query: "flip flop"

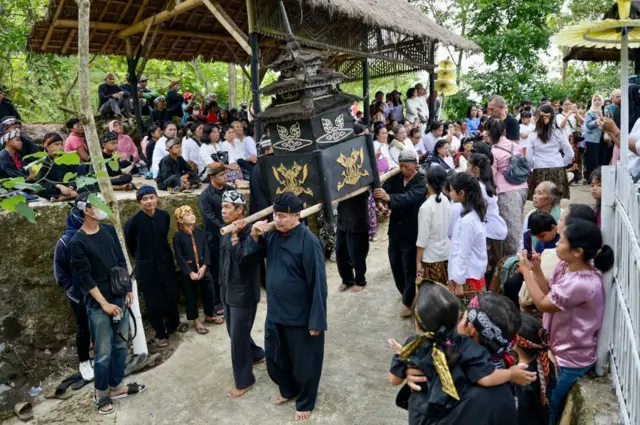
(195, 326), (209, 335)
(14, 402), (33, 422)
(177, 322), (189, 333)
(45, 388), (73, 400)
(71, 379), (90, 391)
(110, 383), (147, 400)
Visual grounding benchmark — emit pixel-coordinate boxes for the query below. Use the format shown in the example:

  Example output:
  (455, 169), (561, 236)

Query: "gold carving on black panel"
(272, 162), (314, 196)
(336, 147), (369, 190)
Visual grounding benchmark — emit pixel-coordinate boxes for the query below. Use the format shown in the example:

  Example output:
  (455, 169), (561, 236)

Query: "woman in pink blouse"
(487, 118), (529, 256)
(518, 219), (613, 425)
(109, 120), (140, 164)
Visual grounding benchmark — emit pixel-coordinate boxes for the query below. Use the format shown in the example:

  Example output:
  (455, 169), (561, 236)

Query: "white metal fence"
(597, 165), (640, 425)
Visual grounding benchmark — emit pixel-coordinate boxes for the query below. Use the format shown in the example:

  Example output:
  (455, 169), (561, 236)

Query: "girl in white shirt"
(182, 122), (206, 177)
(526, 104), (574, 201)
(416, 166), (451, 286)
(388, 125), (415, 165)
(446, 172), (488, 307)
(151, 122), (177, 178)
(199, 126), (246, 187)
(468, 153), (508, 292)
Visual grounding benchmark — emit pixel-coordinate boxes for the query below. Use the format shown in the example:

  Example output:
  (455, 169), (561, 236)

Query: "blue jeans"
(549, 364), (593, 424)
(87, 305), (129, 399)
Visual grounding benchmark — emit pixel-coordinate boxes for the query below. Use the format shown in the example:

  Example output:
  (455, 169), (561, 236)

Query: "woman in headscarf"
(109, 120), (140, 164)
(583, 94), (604, 179)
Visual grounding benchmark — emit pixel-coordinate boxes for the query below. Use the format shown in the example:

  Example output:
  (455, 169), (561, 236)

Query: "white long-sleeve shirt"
(526, 129), (574, 170)
(448, 202), (462, 239)
(480, 182), (508, 241)
(151, 136), (169, 177)
(405, 97), (421, 123)
(373, 141), (398, 170)
(448, 210), (487, 285)
(416, 195), (451, 263)
(389, 139), (415, 165)
(182, 136), (204, 174)
(219, 140), (240, 164)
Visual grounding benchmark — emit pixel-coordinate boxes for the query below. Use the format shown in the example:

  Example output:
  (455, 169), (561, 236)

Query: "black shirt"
(219, 225), (262, 307)
(157, 154), (196, 184)
(505, 114), (520, 142)
(0, 149), (27, 179)
(198, 183), (234, 250)
(124, 209), (175, 282)
(98, 83), (123, 107)
(337, 191), (369, 233)
(70, 224), (127, 309)
(173, 227), (210, 275)
(0, 100), (20, 121)
(36, 155), (85, 193)
(249, 163), (270, 215)
(145, 140), (156, 167)
(516, 360), (555, 425)
(382, 171), (428, 242)
(151, 108), (170, 126)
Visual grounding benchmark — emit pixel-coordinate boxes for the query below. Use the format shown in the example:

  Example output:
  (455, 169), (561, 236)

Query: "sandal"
(204, 316), (224, 325)
(155, 339), (169, 348)
(168, 187), (182, 194)
(110, 382), (147, 400)
(195, 325), (209, 335)
(177, 322), (189, 333)
(95, 396), (115, 415)
(14, 402), (33, 421)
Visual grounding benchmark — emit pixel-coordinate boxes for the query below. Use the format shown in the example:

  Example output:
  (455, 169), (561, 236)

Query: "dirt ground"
(4, 185), (597, 425)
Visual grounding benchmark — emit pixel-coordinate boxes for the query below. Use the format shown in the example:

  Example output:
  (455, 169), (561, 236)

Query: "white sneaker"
(79, 360), (94, 381)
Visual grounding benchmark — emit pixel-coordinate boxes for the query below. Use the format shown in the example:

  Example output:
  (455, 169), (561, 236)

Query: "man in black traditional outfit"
(218, 190), (265, 398)
(247, 192), (327, 422)
(124, 186), (185, 348)
(373, 149), (427, 318)
(335, 190), (370, 293)
(198, 165), (234, 318)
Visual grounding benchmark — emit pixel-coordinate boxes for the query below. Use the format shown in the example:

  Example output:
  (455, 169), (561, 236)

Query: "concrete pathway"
(8, 185), (596, 425)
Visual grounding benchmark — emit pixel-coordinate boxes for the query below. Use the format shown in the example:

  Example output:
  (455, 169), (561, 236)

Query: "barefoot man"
(219, 190), (265, 398)
(246, 192), (328, 421)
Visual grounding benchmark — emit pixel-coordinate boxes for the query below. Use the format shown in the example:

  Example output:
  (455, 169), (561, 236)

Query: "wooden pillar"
(125, 39), (145, 145)
(428, 41), (437, 125)
(362, 58), (370, 126)
(249, 32), (262, 140)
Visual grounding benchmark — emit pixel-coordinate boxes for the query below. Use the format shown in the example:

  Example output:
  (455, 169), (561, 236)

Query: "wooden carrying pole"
(220, 168), (401, 235)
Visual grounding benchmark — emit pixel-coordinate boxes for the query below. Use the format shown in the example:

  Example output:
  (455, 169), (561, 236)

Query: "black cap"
(273, 192), (304, 213)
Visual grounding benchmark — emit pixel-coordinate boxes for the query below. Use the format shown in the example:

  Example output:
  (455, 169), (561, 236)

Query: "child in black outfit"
(388, 283), (535, 425)
(515, 313), (556, 425)
(172, 205), (223, 334)
(157, 138), (199, 192)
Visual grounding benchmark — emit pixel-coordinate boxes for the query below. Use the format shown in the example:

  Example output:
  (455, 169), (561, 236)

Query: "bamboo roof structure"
(27, 0), (479, 81)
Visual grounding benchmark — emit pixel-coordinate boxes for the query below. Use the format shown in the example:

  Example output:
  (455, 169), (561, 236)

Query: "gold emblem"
(272, 162), (314, 196)
(336, 147), (370, 191)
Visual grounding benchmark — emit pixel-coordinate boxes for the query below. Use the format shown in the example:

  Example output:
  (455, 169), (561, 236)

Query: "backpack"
(493, 143), (529, 185)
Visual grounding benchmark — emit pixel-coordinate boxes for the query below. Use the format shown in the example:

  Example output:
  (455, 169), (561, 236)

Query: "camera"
(211, 151), (229, 165)
(461, 131), (483, 144)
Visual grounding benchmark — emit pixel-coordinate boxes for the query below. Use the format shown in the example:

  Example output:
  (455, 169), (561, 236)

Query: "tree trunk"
(190, 59), (210, 93)
(228, 63), (237, 108)
(76, 0), (148, 355)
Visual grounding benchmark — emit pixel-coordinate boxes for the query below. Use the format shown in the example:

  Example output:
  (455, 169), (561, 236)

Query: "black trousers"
(139, 277), (180, 340)
(157, 175), (181, 190)
(335, 229), (369, 286)
(182, 273), (215, 320)
(388, 237), (417, 307)
(69, 298), (91, 362)
(223, 302), (264, 389)
(265, 320), (324, 412)
(209, 246), (223, 313)
(110, 173), (133, 186)
(584, 143), (601, 182)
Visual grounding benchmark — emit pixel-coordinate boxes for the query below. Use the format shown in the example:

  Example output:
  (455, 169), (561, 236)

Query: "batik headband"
(398, 304), (459, 401)
(467, 296), (510, 353)
(222, 190), (246, 205)
(1, 130), (20, 145)
(516, 329), (551, 407)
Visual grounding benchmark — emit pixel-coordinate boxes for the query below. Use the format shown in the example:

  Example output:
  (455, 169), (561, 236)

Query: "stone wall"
(0, 193), (206, 360)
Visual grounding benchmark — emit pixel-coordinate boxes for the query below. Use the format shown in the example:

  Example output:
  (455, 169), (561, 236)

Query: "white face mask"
(91, 209), (108, 221)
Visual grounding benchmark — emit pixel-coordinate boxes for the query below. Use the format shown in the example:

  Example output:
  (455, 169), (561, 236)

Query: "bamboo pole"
(41, 0), (66, 50)
(220, 168), (401, 235)
(117, 0), (204, 38)
(201, 0), (251, 55)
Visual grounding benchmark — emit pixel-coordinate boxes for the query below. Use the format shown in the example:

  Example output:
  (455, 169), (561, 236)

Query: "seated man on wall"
(157, 137), (199, 193)
(0, 130), (28, 179)
(98, 72), (132, 119)
(101, 132), (135, 191)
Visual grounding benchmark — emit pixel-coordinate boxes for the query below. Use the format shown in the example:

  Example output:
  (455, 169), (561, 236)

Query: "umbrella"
(437, 69), (456, 81)
(438, 59), (455, 71)
(434, 79), (459, 96)
(551, 0), (639, 168)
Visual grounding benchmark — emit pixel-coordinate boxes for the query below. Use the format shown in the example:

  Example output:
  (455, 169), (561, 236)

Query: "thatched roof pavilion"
(26, 0), (479, 135)
(27, 0), (478, 81)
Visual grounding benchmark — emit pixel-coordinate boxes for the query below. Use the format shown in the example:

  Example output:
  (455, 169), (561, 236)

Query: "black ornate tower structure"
(257, 2), (381, 223)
